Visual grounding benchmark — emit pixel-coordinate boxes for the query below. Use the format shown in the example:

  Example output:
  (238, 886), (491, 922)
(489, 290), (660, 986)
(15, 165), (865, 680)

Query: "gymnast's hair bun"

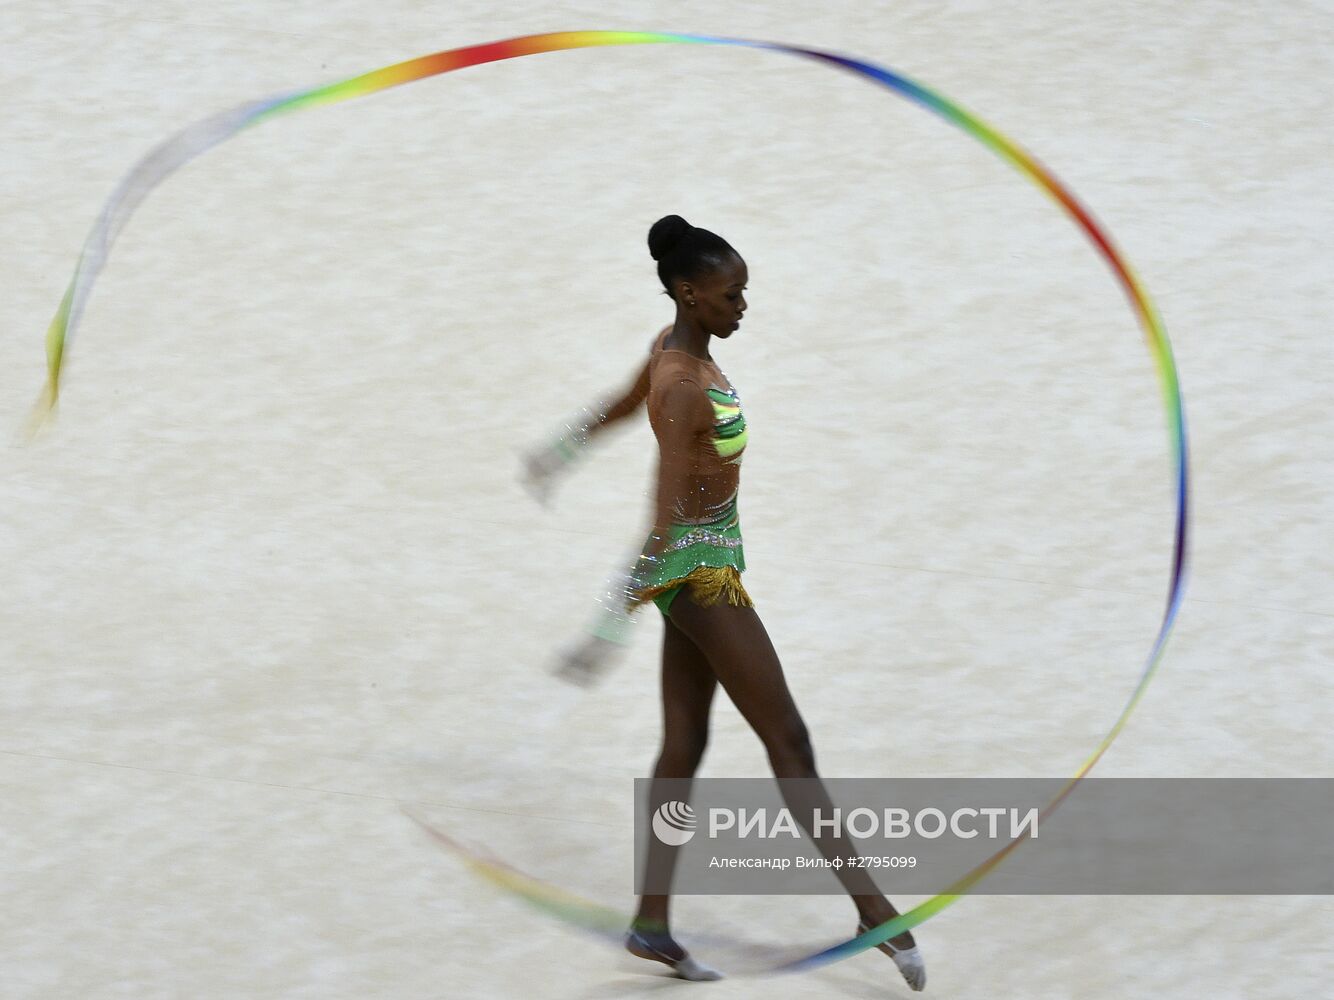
(647, 215), (693, 261)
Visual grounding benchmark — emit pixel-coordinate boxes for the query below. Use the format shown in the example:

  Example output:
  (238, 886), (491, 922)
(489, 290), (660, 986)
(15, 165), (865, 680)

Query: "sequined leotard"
(635, 328), (752, 616)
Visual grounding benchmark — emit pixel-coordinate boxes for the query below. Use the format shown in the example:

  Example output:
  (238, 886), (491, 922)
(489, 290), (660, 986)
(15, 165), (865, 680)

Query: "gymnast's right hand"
(553, 635), (618, 687)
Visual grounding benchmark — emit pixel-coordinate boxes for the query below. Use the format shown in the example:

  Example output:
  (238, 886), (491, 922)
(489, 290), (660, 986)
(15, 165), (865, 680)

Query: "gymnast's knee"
(655, 729), (709, 777)
(765, 718), (815, 775)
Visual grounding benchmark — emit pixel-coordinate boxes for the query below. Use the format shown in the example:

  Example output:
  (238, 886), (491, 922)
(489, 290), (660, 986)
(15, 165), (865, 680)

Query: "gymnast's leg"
(626, 608), (722, 979)
(666, 594), (922, 966)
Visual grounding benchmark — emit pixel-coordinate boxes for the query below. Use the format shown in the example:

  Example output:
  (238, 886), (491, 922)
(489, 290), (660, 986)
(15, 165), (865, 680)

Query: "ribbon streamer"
(35, 30), (1190, 972)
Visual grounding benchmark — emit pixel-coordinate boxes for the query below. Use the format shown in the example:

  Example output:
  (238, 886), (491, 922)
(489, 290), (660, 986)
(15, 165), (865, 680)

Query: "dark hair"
(647, 215), (740, 299)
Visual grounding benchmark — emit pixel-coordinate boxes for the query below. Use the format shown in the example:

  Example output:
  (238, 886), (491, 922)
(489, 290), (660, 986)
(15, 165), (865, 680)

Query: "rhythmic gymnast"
(523, 215), (925, 990)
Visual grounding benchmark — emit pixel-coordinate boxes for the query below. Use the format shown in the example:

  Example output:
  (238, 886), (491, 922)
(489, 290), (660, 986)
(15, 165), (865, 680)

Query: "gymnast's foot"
(625, 922), (723, 981)
(858, 920), (926, 992)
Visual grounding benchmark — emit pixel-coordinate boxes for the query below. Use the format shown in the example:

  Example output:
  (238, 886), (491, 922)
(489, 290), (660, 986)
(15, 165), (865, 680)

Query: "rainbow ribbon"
(36, 30), (1190, 973)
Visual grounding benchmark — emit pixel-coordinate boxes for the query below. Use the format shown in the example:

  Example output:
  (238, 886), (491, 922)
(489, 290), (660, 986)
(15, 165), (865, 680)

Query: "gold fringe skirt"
(645, 565), (753, 617)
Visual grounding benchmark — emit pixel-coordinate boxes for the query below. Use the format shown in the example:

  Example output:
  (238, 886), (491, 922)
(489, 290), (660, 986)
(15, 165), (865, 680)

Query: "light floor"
(3, 2), (1331, 997)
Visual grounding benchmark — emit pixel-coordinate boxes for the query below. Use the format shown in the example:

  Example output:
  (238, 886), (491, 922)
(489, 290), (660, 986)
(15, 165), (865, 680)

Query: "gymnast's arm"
(586, 327), (664, 440)
(521, 337), (656, 502)
(554, 376), (712, 678)
(586, 355), (651, 442)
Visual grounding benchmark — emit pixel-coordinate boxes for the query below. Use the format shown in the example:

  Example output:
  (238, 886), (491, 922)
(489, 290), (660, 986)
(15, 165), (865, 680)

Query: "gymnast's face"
(682, 255), (748, 338)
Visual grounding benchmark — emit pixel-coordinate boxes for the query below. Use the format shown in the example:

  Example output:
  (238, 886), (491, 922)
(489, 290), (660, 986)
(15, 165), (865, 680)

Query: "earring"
(687, 299), (697, 307)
